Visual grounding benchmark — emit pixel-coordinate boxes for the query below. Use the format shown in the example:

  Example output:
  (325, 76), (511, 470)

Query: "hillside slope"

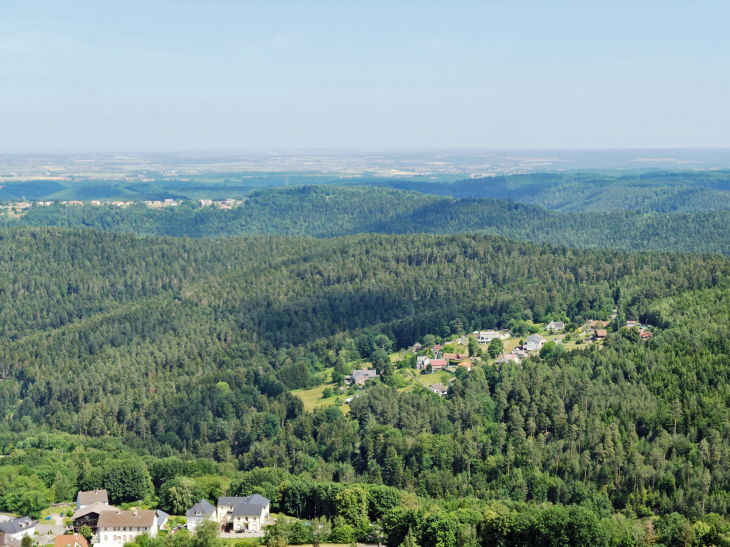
(10, 184), (730, 254)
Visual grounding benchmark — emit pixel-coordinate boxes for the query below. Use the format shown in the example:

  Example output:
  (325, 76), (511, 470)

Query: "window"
(123, 536), (127, 541)
(104, 537), (108, 541)
(113, 535), (117, 541)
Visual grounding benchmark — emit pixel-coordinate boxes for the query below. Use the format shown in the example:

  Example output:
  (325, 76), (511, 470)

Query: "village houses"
(72, 502), (118, 536)
(96, 510), (158, 547)
(546, 321), (565, 332)
(77, 489), (109, 511)
(0, 518), (36, 541)
(54, 534), (88, 547)
(523, 334), (545, 353)
(216, 494), (270, 532)
(345, 369), (377, 386)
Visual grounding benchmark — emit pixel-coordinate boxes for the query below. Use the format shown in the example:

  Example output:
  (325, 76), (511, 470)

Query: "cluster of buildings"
(1, 198), (245, 212)
(474, 330), (511, 344)
(625, 320), (653, 340)
(71, 490), (165, 547)
(67, 488), (270, 546)
(199, 198), (243, 209)
(186, 494), (270, 533)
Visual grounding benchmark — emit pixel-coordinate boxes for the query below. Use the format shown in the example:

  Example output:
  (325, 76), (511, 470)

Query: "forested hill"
(6, 228), (730, 542)
(376, 170), (730, 212)
(2, 226), (728, 441)
(10, 184), (730, 254)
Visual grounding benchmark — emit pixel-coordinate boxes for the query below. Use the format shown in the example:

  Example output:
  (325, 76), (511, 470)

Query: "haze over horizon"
(2, 0), (729, 152)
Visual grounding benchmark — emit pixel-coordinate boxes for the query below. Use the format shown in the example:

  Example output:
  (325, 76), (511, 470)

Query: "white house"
(477, 331), (500, 343)
(77, 489), (109, 511)
(546, 321), (565, 332)
(524, 334), (545, 353)
(0, 517), (37, 541)
(477, 331), (510, 343)
(416, 356), (431, 370)
(96, 510), (157, 547)
(217, 495), (270, 532)
(185, 499), (216, 532)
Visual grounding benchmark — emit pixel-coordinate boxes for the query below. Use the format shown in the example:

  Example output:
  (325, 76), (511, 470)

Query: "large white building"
(476, 331), (510, 344)
(97, 510), (157, 547)
(217, 495), (270, 533)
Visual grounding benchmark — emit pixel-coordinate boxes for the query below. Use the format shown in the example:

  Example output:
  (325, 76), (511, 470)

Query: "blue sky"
(1, 0), (728, 151)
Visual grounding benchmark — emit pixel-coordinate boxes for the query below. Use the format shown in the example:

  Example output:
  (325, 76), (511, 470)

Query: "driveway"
(35, 523), (68, 545)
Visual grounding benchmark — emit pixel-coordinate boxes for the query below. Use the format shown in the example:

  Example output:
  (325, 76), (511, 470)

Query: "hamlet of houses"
(1, 198), (245, 212)
(186, 494), (270, 533)
(344, 319), (655, 402)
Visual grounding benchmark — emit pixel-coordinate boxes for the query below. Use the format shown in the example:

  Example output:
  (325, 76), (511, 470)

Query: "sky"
(1, 0), (729, 152)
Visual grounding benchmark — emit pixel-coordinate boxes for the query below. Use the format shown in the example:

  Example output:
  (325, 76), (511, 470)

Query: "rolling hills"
(9, 184), (730, 254)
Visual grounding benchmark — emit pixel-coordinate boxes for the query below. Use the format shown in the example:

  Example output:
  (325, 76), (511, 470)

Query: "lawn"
(414, 370), (452, 387)
(290, 368), (349, 415)
(40, 503), (76, 525)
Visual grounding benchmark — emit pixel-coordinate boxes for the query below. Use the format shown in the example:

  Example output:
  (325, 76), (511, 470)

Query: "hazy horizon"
(2, 1), (729, 151)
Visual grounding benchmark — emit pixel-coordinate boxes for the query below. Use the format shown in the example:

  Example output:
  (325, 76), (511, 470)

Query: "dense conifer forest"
(2, 227), (730, 544)
(9, 185), (730, 255)
(376, 170), (730, 212)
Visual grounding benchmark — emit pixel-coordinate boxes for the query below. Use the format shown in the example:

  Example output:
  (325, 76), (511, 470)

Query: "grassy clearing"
(291, 368), (350, 415)
(415, 370), (452, 386)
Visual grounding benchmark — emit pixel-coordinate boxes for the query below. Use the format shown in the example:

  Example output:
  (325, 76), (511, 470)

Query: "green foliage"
(14, 181), (730, 254)
(487, 338), (503, 358)
(158, 477), (204, 514)
(79, 525), (93, 542)
(104, 460), (152, 504)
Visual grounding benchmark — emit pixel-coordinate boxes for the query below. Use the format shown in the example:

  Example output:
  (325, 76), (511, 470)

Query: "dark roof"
(218, 497), (248, 506)
(246, 494), (270, 507)
(232, 504), (264, 517)
(0, 518), (36, 535)
(186, 499), (216, 517)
